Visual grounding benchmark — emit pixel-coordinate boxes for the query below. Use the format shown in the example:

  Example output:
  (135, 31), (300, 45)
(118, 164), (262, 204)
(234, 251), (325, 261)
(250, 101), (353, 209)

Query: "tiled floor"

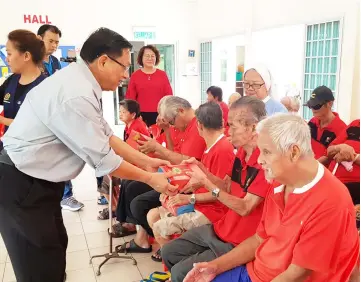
(0, 165), (163, 282)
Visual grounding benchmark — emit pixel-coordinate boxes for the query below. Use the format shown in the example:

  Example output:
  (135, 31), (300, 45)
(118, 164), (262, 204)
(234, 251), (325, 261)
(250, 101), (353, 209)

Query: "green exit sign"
(134, 31), (156, 40)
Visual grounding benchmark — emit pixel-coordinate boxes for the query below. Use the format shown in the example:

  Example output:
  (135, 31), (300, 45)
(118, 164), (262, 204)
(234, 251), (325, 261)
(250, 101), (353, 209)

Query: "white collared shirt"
(3, 60), (122, 182)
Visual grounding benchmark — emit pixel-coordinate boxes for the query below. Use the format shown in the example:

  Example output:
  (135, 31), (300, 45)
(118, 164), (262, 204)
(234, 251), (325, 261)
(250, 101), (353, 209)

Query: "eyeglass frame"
(107, 55), (131, 72)
(243, 82), (265, 90)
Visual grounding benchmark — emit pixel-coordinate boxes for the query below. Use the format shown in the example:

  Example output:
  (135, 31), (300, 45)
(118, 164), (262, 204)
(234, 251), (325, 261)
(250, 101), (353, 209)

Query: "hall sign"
(24, 15), (52, 24)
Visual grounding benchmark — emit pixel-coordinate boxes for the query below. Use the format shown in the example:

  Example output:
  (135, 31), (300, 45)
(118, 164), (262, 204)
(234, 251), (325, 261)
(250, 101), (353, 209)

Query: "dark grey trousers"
(162, 224), (234, 282)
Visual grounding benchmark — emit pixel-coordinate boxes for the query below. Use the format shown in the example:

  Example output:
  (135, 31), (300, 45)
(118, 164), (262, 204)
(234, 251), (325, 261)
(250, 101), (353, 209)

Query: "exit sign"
(133, 31), (156, 40)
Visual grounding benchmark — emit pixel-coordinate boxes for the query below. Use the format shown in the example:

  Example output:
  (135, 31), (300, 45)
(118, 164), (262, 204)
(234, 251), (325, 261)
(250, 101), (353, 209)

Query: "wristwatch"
(190, 194), (196, 204)
(212, 188), (221, 198)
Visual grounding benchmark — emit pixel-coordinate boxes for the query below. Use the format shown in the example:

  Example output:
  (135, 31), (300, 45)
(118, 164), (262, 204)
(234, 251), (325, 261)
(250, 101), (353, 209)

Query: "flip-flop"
(116, 239), (152, 254)
(111, 223), (137, 238)
(149, 271), (171, 281)
(151, 249), (162, 262)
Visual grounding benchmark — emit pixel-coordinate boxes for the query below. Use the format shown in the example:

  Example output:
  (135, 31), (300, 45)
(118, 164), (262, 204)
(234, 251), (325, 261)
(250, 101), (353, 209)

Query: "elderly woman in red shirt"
(125, 45), (173, 126)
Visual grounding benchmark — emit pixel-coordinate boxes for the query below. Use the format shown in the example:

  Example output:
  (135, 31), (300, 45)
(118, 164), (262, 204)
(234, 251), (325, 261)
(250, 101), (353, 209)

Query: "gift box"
(158, 164), (206, 192)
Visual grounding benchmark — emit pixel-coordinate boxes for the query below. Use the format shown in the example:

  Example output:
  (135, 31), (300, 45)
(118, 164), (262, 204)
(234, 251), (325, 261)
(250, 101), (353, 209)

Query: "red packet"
(158, 164), (206, 192)
(127, 130), (156, 158)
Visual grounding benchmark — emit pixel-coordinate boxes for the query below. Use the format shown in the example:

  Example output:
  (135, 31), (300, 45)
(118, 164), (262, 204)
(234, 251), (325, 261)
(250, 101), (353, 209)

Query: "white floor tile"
(2, 263), (15, 282)
(85, 231), (124, 249)
(0, 263), (5, 281)
(0, 248), (7, 264)
(65, 222), (84, 237)
(67, 234), (88, 253)
(82, 220), (109, 234)
(0, 235), (5, 248)
(136, 257), (165, 279)
(66, 268), (96, 282)
(66, 250), (92, 271)
(62, 210), (81, 224)
(93, 260), (142, 282)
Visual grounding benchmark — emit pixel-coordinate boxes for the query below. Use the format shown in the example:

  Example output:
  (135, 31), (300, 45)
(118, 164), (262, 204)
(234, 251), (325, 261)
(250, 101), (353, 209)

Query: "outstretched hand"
(148, 171), (178, 196)
(183, 262), (218, 282)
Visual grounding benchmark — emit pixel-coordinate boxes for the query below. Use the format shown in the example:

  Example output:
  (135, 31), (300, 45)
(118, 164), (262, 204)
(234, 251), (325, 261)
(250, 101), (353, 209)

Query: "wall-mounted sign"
(24, 15), (51, 24)
(188, 50), (195, 57)
(133, 27), (156, 40)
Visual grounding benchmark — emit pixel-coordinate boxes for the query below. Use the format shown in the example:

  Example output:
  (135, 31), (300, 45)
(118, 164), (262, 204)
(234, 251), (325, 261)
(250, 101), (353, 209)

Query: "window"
(200, 42), (212, 103)
(303, 21), (341, 120)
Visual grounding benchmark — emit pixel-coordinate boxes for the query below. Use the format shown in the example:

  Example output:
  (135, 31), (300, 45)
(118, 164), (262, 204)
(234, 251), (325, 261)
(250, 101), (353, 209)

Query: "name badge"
(3, 93), (10, 104)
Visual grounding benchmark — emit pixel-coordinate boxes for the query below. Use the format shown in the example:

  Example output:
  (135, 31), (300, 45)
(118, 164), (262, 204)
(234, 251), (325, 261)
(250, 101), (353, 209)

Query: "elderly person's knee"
(147, 208), (160, 229)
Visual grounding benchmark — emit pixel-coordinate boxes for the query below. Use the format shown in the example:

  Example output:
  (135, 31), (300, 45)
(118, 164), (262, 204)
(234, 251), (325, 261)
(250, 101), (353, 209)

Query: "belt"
(0, 150), (15, 166)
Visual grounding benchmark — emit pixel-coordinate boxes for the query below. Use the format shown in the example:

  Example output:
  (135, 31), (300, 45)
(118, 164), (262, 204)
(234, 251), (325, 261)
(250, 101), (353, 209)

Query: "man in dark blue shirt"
(38, 24), (84, 212)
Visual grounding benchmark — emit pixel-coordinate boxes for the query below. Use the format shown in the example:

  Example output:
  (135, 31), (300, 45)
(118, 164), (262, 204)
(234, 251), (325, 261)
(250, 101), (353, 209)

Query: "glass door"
(154, 44), (175, 91)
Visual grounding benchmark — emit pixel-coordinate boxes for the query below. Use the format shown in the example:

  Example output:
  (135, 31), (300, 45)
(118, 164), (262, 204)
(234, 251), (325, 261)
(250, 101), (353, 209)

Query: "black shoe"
(64, 272), (67, 281)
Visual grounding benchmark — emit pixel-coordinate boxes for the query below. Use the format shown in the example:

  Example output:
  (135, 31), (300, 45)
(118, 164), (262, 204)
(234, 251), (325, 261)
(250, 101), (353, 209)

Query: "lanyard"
(44, 56), (53, 76)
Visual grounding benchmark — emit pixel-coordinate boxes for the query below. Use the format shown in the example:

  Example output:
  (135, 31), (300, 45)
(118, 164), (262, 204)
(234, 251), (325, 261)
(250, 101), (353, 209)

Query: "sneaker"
(61, 196), (84, 211)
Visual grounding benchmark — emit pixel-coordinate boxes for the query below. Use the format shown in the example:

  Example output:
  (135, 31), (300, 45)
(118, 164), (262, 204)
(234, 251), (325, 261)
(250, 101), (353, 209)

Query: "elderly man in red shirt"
(184, 113), (359, 282)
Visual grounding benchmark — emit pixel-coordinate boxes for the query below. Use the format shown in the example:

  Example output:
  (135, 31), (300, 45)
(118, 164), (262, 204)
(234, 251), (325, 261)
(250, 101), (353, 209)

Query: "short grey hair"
(230, 96), (267, 125)
(159, 96), (192, 120)
(157, 96), (170, 113)
(256, 113), (313, 156)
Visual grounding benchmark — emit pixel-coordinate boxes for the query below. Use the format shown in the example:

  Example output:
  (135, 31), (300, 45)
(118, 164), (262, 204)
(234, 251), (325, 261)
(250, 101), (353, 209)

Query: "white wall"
(195, 0), (360, 123)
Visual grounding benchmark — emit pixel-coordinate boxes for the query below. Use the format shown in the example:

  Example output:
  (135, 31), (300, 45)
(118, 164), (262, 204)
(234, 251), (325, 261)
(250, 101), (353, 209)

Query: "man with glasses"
(305, 85), (347, 160)
(38, 24), (84, 212)
(0, 27), (175, 282)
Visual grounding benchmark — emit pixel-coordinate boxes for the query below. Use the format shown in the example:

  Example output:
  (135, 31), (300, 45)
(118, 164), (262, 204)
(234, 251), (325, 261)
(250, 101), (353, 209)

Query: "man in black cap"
(305, 85), (347, 161)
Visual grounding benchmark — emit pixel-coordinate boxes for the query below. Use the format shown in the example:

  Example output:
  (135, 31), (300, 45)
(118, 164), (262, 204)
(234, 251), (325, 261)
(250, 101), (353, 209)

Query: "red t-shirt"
(195, 135), (235, 223)
(308, 112), (347, 159)
(218, 101), (229, 127)
(213, 148), (271, 246)
(125, 69), (173, 113)
(328, 119), (360, 183)
(178, 117), (206, 160)
(156, 127), (183, 153)
(124, 118), (149, 141)
(247, 163), (359, 282)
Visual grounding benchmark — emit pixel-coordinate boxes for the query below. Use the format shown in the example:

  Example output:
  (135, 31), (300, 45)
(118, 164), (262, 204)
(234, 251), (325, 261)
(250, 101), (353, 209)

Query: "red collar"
(236, 147), (260, 168)
(313, 112), (340, 129)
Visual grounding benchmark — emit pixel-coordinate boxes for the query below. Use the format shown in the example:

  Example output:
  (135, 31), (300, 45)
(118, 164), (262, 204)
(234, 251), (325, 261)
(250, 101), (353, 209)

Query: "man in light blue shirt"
(243, 66), (287, 116)
(0, 27), (176, 282)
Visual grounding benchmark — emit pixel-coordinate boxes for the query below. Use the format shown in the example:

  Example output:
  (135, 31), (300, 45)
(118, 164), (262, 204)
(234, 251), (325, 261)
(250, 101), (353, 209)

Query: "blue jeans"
(96, 177), (103, 187)
(62, 180), (73, 200)
(212, 265), (251, 282)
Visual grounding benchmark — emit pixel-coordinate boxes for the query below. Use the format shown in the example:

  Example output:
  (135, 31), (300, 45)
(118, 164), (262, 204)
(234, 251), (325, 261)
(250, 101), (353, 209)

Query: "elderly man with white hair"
(184, 113), (359, 282)
(244, 65), (287, 116)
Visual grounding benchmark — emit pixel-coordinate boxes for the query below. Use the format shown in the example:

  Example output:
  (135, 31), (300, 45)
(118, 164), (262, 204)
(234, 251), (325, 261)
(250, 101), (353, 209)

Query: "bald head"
(228, 92), (241, 106)
(281, 96), (300, 113)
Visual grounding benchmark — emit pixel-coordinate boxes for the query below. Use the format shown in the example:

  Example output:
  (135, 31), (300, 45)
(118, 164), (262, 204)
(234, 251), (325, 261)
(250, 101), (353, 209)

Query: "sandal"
(142, 271), (171, 282)
(151, 249), (162, 262)
(97, 196), (108, 205)
(111, 222), (137, 238)
(116, 239), (152, 254)
(97, 208), (115, 220)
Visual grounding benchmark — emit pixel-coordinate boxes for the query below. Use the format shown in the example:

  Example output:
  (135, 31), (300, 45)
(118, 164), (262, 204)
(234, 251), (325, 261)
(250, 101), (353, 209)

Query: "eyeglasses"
(143, 55), (156, 59)
(107, 56), (130, 72)
(169, 115), (178, 126)
(309, 103), (325, 110)
(244, 82), (265, 90)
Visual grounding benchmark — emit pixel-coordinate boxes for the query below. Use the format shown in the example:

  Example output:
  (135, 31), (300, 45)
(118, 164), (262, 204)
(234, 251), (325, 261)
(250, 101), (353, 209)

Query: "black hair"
(206, 86), (223, 102)
(119, 99), (141, 118)
(37, 25), (62, 37)
(137, 45), (160, 67)
(195, 102), (223, 130)
(8, 29), (45, 65)
(80, 27), (133, 63)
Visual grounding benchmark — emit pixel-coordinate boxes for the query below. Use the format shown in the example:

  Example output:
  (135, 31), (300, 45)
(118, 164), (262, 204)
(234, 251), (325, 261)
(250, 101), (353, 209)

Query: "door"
(154, 44), (175, 91)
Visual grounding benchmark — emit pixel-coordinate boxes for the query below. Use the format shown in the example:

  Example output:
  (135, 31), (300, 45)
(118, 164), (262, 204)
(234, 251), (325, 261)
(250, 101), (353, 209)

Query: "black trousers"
(140, 112), (158, 127)
(116, 180), (153, 224)
(344, 182), (360, 205)
(130, 189), (161, 237)
(0, 163), (66, 282)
